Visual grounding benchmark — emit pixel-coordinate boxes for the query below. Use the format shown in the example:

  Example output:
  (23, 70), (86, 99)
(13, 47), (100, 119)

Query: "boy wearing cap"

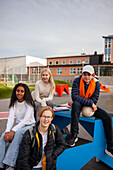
(66, 65), (113, 157)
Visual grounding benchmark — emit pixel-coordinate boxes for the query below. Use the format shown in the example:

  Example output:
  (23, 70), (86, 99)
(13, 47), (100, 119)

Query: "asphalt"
(0, 88), (113, 169)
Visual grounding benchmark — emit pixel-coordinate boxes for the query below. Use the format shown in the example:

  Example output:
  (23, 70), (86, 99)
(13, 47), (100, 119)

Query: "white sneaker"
(105, 149), (113, 158)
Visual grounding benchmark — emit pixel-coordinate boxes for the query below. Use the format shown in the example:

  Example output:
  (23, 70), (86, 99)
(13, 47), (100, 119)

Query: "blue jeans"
(0, 124), (35, 168)
(71, 101), (113, 148)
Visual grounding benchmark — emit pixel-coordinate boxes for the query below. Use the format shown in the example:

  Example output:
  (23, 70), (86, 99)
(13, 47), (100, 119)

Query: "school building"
(28, 34), (113, 83)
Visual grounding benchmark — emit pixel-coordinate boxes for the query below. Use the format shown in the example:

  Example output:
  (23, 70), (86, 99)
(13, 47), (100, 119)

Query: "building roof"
(0, 55), (47, 66)
(102, 35), (113, 38)
(27, 62), (44, 67)
(46, 53), (103, 59)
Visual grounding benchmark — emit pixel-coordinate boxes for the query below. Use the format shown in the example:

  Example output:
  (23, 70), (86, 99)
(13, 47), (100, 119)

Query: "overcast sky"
(0, 0), (113, 59)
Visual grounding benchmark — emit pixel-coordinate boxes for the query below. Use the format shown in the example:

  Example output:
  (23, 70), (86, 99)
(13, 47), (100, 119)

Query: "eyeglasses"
(41, 115), (52, 120)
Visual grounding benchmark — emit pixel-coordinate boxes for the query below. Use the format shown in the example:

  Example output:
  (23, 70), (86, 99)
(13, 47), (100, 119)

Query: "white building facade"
(0, 55), (46, 82)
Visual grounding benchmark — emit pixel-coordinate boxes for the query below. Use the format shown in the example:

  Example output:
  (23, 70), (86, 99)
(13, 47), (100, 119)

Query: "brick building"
(28, 34), (113, 83)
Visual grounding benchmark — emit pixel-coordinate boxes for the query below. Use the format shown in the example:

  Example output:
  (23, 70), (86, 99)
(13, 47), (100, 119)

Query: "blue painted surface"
(52, 110), (113, 169)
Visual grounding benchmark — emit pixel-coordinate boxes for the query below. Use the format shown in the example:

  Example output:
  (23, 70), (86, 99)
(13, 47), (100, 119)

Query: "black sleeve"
(16, 130), (32, 170)
(52, 126), (66, 160)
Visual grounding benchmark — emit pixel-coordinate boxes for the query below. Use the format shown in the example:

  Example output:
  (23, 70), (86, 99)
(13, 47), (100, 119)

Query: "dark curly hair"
(9, 83), (34, 108)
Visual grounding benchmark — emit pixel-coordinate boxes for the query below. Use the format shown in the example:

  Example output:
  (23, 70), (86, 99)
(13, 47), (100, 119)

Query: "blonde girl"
(34, 68), (55, 121)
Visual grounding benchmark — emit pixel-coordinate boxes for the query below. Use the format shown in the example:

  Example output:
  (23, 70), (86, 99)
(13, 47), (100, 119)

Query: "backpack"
(51, 124), (56, 141)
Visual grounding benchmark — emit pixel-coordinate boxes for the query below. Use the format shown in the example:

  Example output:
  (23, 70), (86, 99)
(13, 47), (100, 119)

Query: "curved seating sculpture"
(100, 83), (111, 93)
(52, 110), (113, 169)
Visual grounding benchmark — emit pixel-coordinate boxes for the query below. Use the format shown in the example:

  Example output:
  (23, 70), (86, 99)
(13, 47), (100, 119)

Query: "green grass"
(0, 80), (72, 99)
(29, 86), (35, 93)
(0, 84), (13, 99)
(54, 80), (72, 87)
(0, 84), (35, 99)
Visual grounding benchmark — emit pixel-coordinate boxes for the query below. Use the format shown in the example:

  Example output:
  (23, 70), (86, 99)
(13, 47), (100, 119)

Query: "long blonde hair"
(41, 68), (55, 94)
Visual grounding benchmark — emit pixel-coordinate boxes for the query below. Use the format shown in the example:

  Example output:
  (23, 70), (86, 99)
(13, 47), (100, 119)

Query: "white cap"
(82, 65), (94, 74)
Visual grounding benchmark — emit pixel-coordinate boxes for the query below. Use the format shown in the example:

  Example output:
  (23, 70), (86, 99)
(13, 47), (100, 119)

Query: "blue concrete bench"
(52, 110), (113, 169)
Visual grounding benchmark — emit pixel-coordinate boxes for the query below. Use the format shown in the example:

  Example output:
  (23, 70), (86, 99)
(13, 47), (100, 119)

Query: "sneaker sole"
(96, 158), (100, 162)
(105, 149), (113, 158)
(66, 137), (78, 147)
(74, 137), (78, 143)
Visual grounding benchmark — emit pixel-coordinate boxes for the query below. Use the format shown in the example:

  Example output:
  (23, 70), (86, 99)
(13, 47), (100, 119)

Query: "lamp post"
(29, 66), (30, 83)
(82, 61), (85, 66)
(38, 66), (39, 81)
(7, 68), (8, 86)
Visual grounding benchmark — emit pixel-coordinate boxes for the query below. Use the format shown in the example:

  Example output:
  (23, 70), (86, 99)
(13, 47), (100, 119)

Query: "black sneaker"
(105, 148), (113, 158)
(65, 134), (78, 147)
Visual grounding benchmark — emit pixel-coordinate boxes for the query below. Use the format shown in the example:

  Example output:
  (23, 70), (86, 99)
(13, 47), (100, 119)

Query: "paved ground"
(53, 88), (113, 114)
(0, 87), (113, 113)
(0, 88), (113, 169)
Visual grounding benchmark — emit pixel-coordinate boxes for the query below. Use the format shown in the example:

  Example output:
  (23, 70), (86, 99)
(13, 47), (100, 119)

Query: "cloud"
(0, 0), (113, 58)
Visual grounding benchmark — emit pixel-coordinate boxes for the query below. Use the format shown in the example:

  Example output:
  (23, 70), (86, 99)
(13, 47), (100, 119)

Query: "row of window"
(54, 68), (83, 74)
(31, 67), (83, 75)
(49, 59), (89, 65)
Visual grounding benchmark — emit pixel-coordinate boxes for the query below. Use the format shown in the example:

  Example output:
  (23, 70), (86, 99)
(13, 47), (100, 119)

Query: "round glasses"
(41, 115), (52, 120)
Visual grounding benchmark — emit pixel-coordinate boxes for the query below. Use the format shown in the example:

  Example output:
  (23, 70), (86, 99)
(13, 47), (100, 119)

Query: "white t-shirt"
(33, 130), (48, 168)
(5, 100), (35, 132)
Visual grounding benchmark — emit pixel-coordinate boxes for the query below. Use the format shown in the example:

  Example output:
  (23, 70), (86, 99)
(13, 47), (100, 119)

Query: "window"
(108, 48), (111, 55)
(57, 68), (62, 74)
(104, 37), (111, 62)
(49, 68), (52, 72)
(105, 55), (107, 61)
(105, 42), (107, 48)
(56, 61), (59, 65)
(108, 42), (111, 48)
(37, 68), (40, 74)
(77, 60), (81, 64)
(70, 68), (76, 74)
(105, 38), (107, 42)
(85, 59), (89, 64)
(108, 55), (111, 61)
(62, 60), (66, 65)
(49, 61), (52, 65)
(109, 38), (111, 42)
(105, 49), (107, 55)
(77, 68), (82, 75)
(32, 68), (35, 74)
(69, 60), (73, 64)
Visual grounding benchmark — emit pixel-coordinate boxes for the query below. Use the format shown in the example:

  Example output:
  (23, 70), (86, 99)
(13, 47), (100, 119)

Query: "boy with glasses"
(17, 106), (65, 170)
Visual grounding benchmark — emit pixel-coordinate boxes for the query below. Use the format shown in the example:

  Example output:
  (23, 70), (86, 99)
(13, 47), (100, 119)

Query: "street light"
(82, 61), (85, 66)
